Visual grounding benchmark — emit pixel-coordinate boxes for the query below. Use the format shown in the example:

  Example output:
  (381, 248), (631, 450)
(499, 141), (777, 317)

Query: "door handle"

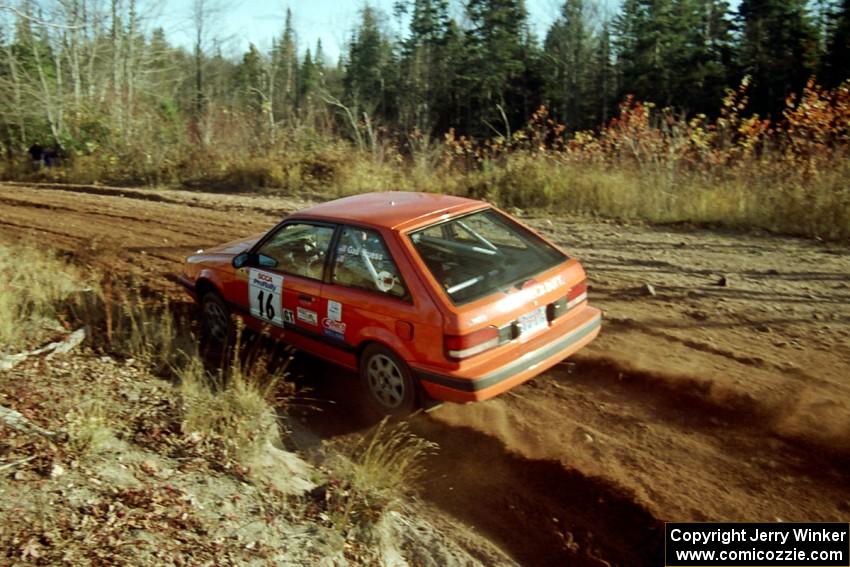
(298, 294), (314, 303)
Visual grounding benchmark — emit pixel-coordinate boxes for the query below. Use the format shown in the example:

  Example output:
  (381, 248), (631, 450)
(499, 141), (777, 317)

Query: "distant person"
(28, 143), (44, 170)
(43, 147), (58, 168)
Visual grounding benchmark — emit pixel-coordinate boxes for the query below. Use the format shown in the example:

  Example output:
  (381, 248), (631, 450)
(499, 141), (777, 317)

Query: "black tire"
(359, 344), (418, 418)
(201, 292), (232, 344)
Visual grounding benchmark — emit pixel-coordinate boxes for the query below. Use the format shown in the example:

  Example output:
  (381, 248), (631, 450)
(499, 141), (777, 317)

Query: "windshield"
(409, 209), (566, 305)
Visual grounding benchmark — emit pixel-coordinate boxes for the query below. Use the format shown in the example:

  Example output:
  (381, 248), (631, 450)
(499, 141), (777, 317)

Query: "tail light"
(567, 280), (587, 309)
(445, 326), (500, 360)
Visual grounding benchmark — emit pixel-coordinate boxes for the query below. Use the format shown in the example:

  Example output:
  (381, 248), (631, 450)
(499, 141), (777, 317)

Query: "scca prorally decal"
(322, 318), (346, 340)
(296, 307), (318, 326)
(248, 269), (284, 327)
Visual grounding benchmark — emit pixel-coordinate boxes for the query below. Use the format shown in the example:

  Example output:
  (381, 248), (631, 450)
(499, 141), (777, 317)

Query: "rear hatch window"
(409, 208), (566, 305)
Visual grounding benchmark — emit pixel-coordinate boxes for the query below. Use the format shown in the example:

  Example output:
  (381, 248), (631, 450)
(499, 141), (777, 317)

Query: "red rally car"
(178, 192), (601, 416)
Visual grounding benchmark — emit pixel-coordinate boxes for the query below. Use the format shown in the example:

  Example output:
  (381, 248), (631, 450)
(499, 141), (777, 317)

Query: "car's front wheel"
(201, 292), (232, 344)
(359, 344), (418, 418)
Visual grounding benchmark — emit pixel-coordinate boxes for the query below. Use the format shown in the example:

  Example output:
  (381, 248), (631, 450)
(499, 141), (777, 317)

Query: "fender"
(354, 325), (415, 361)
(196, 268), (225, 295)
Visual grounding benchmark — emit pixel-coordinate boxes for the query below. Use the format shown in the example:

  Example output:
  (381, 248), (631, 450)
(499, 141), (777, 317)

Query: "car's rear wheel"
(201, 292), (231, 344)
(359, 344), (418, 417)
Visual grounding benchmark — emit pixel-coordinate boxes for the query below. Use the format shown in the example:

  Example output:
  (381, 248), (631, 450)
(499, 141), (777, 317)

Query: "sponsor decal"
(283, 309), (294, 324)
(296, 307), (318, 326)
(327, 300), (342, 321)
(322, 317), (347, 341)
(528, 274), (565, 297)
(500, 274), (566, 312)
(337, 244), (384, 261)
(248, 269), (284, 327)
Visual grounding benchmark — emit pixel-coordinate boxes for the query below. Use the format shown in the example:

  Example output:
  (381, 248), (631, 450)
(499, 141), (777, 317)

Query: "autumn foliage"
(433, 78), (850, 239)
(443, 77), (850, 173)
(3, 79), (849, 240)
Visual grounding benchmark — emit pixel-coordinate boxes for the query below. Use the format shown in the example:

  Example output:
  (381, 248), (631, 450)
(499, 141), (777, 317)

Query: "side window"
(256, 223), (334, 280)
(332, 226), (407, 298)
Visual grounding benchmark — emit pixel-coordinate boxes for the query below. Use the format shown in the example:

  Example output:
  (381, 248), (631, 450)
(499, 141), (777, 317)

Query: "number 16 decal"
(248, 269), (284, 327)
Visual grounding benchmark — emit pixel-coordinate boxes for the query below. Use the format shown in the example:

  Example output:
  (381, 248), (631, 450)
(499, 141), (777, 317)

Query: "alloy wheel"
(366, 353), (405, 409)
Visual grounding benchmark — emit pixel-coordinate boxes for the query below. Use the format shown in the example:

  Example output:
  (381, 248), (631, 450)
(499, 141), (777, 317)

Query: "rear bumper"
(414, 307), (601, 403)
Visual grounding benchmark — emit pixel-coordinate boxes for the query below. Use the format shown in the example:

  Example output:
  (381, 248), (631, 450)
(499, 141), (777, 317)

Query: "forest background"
(1, 0), (848, 238)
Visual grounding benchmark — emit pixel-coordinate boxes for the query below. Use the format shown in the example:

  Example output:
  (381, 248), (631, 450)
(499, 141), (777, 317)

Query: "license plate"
(518, 306), (548, 335)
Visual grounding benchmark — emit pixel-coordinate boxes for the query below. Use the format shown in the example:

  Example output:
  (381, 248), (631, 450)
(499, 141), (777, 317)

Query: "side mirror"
(232, 252), (250, 269)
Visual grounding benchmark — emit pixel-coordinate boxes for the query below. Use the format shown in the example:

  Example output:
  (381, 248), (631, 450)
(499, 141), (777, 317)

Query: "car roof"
(291, 191), (488, 231)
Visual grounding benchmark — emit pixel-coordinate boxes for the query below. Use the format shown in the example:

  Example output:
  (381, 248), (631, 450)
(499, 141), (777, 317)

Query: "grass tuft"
(176, 328), (291, 462)
(65, 399), (116, 454)
(347, 418), (438, 498)
(325, 418), (438, 538)
(0, 241), (90, 351)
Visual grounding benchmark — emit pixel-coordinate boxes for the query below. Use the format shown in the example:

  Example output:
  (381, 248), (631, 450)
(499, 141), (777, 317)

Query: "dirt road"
(2, 181), (849, 565)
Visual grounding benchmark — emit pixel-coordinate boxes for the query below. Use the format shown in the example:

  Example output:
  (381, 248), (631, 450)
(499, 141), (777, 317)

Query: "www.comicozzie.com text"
(669, 527), (848, 546)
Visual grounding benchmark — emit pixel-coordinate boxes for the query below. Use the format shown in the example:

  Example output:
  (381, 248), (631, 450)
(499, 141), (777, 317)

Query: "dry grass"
(0, 241), (90, 351)
(167, 144), (850, 240)
(326, 418), (438, 538)
(7, 135), (848, 240)
(63, 280), (192, 376)
(345, 418), (437, 497)
(176, 329), (290, 461)
(64, 398), (116, 454)
(106, 291), (182, 374)
(455, 155), (850, 238)
(178, 356), (280, 456)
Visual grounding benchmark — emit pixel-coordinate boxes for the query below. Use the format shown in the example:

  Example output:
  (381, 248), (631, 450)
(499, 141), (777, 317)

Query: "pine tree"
(436, 18), (467, 132)
(236, 44), (265, 114)
(543, 0), (596, 129)
(400, 0), (451, 132)
(463, 0), (534, 135)
(613, 0), (734, 114)
(272, 8), (298, 120)
(344, 6), (398, 122)
(737, 0), (820, 117)
(673, 0), (734, 114)
(590, 20), (615, 125)
(824, 0), (850, 85)
(613, 0), (680, 107)
(314, 39), (326, 81)
(299, 48), (318, 108)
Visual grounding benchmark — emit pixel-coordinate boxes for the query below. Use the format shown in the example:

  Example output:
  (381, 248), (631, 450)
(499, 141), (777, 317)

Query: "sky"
(156, 0), (619, 63)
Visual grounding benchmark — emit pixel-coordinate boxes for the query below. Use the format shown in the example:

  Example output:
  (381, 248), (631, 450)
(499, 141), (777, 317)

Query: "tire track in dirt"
(605, 317), (836, 386)
(433, 355), (850, 523)
(411, 419), (663, 566)
(0, 218), (89, 244)
(0, 189), (277, 243)
(568, 357), (850, 472)
(284, 354), (663, 567)
(1, 180), (301, 217)
(0, 183), (284, 289)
